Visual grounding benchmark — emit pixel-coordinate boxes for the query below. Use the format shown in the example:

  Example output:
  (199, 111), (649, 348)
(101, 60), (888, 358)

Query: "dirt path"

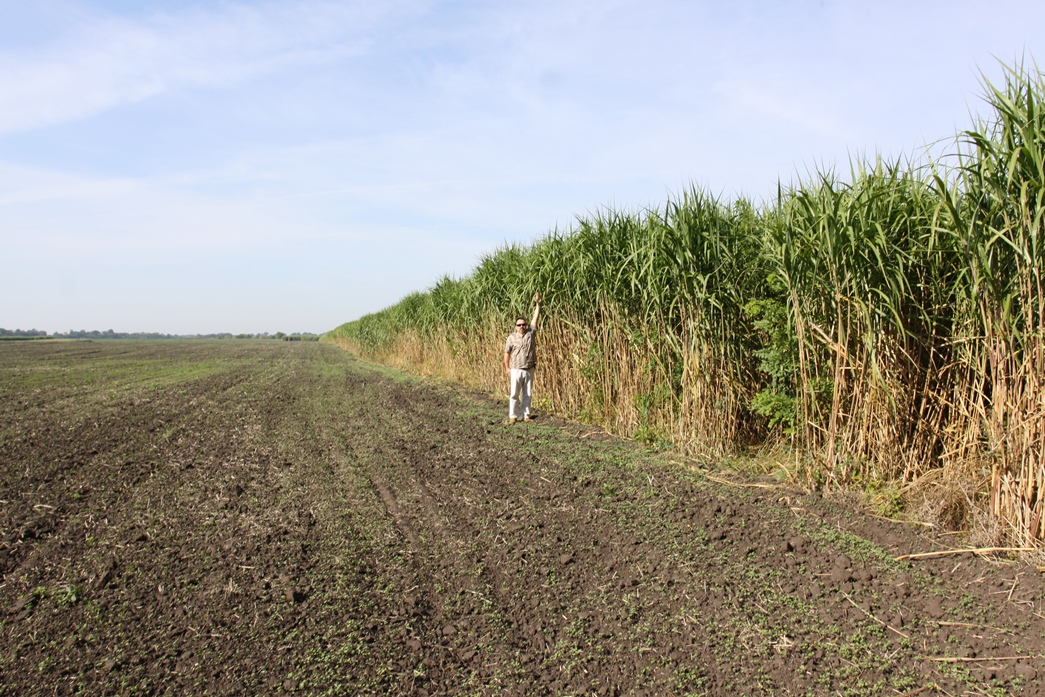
(1, 341), (1043, 696)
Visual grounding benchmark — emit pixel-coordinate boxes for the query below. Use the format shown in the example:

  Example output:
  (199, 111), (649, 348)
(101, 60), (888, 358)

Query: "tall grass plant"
(328, 61), (1045, 546)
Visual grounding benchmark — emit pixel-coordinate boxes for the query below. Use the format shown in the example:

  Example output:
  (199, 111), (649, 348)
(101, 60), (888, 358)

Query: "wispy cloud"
(0, 161), (348, 256)
(717, 78), (853, 143)
(0, 1), (407, 134)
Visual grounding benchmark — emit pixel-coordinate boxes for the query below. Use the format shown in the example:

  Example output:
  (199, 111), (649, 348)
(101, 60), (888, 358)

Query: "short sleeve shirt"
(505, 328), (537, 370)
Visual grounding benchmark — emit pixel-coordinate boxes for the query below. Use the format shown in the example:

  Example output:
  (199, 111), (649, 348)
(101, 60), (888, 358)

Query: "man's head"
(514, 316), (528, 334)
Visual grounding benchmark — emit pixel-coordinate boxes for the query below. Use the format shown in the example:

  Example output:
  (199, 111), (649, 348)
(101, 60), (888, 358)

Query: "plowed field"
(1, 340), (1043, 696)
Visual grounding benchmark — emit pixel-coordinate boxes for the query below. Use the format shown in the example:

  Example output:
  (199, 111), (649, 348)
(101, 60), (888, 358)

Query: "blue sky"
(3, 0), (1045, 334)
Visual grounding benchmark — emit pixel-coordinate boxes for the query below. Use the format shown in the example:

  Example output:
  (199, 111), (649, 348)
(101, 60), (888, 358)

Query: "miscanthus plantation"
(329, 63), (1045, 547)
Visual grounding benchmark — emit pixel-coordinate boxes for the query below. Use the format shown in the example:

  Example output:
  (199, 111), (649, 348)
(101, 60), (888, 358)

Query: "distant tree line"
(58, 329), (180, 339)
(0, 328), (320, 341)
(0, 328), (48, 337)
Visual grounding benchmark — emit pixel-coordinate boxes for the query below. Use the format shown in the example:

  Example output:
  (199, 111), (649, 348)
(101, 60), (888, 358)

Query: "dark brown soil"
(1, 340), (1043, 696)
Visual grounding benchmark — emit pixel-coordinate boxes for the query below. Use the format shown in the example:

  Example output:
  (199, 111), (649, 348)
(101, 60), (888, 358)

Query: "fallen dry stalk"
(841, 593), (909, 639)
(706, 475), (788, 491)
(894, 686), (936, 697)
(895, 547), (1035, 561)
(937, 620), (1011, 634)
(919, 655), (1027, 663)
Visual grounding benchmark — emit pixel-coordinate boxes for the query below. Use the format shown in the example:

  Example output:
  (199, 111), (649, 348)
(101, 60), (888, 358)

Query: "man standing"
(504, 293), (542, 424)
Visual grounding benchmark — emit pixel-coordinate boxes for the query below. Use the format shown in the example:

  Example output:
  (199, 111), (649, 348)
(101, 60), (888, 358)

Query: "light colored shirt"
(505, 328), (537, 370)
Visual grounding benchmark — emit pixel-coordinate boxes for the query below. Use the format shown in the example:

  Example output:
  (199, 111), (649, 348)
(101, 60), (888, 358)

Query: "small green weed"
(56, 585), (83, 606)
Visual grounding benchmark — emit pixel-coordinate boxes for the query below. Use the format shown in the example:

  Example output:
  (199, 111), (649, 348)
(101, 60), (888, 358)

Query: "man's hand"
(534, 292), (542, 304)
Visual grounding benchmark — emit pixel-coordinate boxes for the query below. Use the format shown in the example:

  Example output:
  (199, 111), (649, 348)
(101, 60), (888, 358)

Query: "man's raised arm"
(530, 293), (542, 330)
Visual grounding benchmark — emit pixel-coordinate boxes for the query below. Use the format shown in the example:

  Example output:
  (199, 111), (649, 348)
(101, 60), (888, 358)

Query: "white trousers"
(508, 368), (533, 419)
